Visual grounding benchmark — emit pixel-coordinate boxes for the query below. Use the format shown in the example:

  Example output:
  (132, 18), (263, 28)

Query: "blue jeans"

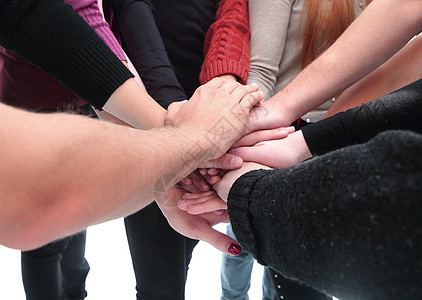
(220, 224), (275, 300)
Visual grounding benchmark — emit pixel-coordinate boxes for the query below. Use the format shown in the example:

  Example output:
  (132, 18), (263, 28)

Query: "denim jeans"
(21, 231), (90, 300)
(220, 224), (275, 300)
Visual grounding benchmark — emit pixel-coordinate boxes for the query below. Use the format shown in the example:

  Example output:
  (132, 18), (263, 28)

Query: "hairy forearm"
(267, 0), (422, 123)
(0, 104), (200, 250)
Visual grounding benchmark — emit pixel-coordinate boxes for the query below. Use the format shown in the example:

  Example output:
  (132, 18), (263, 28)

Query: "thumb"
(199, 153), (243, 170)
(229, 146), (260, 163)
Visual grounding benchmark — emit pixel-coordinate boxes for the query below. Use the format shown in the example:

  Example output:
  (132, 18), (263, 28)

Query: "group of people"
(0, 0), (421, 300)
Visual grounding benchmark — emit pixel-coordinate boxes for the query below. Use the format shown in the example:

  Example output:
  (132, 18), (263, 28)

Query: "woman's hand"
(155, 186), (242, 256)
(178, 162), (271, 215)
(230, 130), (312, 168)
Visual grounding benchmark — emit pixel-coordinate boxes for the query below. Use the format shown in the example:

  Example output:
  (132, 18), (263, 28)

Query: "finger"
(193, 220), (242, 256)
(186, 199), (228, 215)
(203, 174), (221, 185)
(189, 171), (210, 192)
(183, 190), (215, 200)
(177, 195), (219, 211)
(229, 146), (264, 163)
(198, 153), (243, 169)
(230, 83), (260, 101)
(239, 91), (265, 110)
(178, 181), (202, 194)
(219, 80), (242, 95)
(213, 209), (226, 215)
(232, 128), (289, 148)
(207, 168), (219, 176)
(180, 175), (192, 185)
(204, 77), (226, 89)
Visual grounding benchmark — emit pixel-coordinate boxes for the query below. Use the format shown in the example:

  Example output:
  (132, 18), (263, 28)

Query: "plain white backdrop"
(0, 220), (265, 299)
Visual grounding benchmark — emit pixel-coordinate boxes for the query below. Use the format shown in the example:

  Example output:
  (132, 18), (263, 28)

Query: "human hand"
(178, 162), (271, 215)
(165, 78), (264, 160)
(156, 186), (242, 256)
(179, 152), (244, 192)
(230, 130), (312, 169)
(231, 126), (295, 148)
(241, 101), (290, 135)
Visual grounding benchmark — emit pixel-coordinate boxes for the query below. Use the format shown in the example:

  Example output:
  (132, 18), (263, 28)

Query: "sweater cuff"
(227, 169), (267, 262)
(65, 40), (133, 109)
(200, 59), (250, 85)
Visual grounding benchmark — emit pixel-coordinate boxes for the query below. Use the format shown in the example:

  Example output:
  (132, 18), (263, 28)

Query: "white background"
(0, 220), (265, 299)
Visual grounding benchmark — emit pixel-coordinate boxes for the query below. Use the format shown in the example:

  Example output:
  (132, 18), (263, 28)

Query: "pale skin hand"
(156, 186), (242, 256)
(230, 130), (312, 169)
(243, 0), (422, 134)
(177, 162), (271, 215)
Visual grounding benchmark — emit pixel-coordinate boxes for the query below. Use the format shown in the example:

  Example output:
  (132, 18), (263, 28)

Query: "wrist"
(290, 130), (312, 163)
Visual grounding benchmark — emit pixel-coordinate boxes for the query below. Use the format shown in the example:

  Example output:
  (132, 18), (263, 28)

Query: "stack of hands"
(154, 77), (312, 256)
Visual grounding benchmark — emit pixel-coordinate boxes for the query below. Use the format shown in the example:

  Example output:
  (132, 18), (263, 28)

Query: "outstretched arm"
(0, 78), (261, 251)
(246, 0), (422, 131)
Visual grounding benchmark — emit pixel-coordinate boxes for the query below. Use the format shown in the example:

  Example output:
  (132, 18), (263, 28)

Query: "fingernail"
(250, 82), (259, 87)
(287, 126), (295, 132)
(183, 193), (191, 200)
(199, 169), (207, 176)
(230, 157), (243, 168)
(228, 243), (242, 256)
(210, 176), (219, 180)
(258, 91), (264, 96)
(201, 183), (210, 190)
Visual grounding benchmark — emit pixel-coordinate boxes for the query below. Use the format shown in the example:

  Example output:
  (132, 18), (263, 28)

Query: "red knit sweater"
(200, 0), (250, 85)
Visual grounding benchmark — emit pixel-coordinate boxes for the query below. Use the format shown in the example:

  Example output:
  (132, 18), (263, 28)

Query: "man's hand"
(156, 186), (242, 256)
(165, 78), (264, 160)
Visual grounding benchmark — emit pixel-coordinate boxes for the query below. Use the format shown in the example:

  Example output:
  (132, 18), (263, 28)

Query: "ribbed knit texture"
(200, 0), (250, 84)
(302, 78), (422, 155)
(0, 0), (133, 108)
(71, 0), (126, 61)
(228, 130), (422, 300)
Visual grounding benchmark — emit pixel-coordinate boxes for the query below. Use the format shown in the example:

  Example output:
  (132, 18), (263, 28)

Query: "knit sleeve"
(109, 0), (187, 109)
(200, 0), (250, 84)
(66, 0), (127, 61)
(0, 0), (133, 109)
(227, 130), (422, 300)
(247, 0), (294, 100)
(302, 78), (422, 155)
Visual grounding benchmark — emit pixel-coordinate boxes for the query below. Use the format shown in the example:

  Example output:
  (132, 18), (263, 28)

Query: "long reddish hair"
(300, 0), (372, 69)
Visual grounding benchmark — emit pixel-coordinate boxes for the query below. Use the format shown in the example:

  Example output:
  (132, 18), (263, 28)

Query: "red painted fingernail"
(228, 243), (242, 256)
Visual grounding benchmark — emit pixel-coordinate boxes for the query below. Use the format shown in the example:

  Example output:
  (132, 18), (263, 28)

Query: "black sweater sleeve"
(228, 131), (422, 300)
(227, 130), (422, 300)
(0, 0), (133, 109)
(302, 79), (422, 155)
(110, 0), (187, 109)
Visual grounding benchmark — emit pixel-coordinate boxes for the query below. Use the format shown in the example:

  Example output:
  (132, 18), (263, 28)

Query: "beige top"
(248, 0), (367, 122)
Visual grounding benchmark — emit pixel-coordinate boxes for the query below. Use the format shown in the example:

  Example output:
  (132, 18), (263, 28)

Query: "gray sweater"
(248, 0), (367, 122)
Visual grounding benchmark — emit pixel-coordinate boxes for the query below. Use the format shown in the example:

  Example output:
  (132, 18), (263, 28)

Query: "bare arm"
(325, 34), (422, 117)
(0, 79), (261, 251)
(248, 0), (422, 130)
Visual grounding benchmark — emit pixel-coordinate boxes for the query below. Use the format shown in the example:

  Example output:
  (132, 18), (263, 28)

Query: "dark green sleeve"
(302, 79), (422, 155)
(0, 0), (133, 108)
